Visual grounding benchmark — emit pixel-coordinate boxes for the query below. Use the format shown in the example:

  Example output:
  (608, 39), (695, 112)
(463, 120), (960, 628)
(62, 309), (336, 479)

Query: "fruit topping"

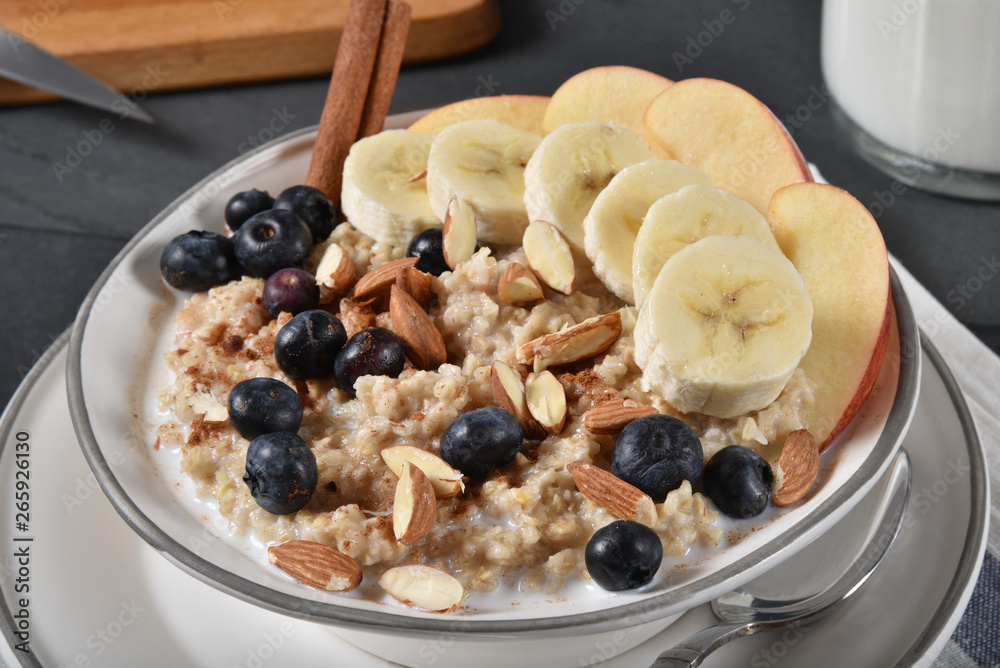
(273, 185), (336, 242)
(159, 230), (242, 292)
(439, 407), (522, 478)
(274, 310), (348, 381)
(262, 267), (320, 317)
(243, 431), (318, 515)
(333, 327), (406, 395)
(611, 414), (702, 502)
(232, 209), (313, 279)
(701, 445), (774, 519)
(584, 519), (663, 591)
(224, 189), (274, 231)
(227, 377), (303, 441)
(406, 227), (448, 276)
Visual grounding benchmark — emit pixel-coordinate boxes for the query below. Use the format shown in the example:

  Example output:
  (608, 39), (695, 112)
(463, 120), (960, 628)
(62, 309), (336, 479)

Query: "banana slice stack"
(339, 116), (814, 420)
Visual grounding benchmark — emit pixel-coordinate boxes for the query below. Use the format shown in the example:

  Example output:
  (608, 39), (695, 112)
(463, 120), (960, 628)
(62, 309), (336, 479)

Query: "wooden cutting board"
(0, 0), (500, 105)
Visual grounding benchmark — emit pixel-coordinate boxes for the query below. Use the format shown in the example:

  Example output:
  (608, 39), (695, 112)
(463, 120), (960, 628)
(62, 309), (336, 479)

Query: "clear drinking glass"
(821, 0), (1000, 200)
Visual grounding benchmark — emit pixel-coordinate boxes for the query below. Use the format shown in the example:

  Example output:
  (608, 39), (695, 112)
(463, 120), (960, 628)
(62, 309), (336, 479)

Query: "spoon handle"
(650, 621), (753, 667)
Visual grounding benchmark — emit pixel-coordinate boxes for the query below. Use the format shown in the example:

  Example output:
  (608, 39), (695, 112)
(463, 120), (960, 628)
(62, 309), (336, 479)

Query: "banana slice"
(523, 122), (655, 268)
(582, 159), (714, 303)
(426, 119), (542, 245)
(341, 129), (440, 247)
(634, 235), (813, 419)
(631, 184), (780, 307)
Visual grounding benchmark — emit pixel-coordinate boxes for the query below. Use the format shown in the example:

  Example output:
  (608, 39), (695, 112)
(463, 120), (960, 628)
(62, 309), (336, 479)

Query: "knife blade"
(0, 26), (153, 123)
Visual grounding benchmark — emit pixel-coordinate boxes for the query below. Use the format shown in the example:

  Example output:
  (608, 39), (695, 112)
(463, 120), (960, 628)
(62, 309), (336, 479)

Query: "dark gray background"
(1, 0), (998, 409)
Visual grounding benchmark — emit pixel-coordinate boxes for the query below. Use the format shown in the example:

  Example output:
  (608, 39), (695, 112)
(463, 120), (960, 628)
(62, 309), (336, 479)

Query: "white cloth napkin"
(890, 257), (999, 668)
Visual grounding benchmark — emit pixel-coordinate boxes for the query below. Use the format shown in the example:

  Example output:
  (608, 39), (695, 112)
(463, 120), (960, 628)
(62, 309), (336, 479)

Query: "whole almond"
(398, 266), (433, 308)
(772, 429), (820, 508)
(315, 242), (357, 304)
(584, 397), (658, 435)
(379, 564), (464, 612)
(497, 262), (545, 306)
(566, 461), (657, 527)
(443, 197), (478, 269)
(491, 360), (546, 439)
(350, 256), (419, 307)
(381, 445), (464, 498)
(525, 370), (568, 434)
(523, 220), (575, 295)
(393, 461), (437, 545)
(389, 284), (447, 370)
(267, 541), (363, 591)
(516, 311), (622, 371)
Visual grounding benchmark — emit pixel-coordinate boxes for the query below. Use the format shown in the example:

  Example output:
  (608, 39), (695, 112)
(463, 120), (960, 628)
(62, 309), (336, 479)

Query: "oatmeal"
(156, 221), (815, 593)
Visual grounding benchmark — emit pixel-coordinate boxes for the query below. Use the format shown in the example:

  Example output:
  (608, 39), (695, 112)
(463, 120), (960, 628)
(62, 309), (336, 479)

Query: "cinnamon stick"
(358, 0), (412, 140)
(305, 0), (388, 204)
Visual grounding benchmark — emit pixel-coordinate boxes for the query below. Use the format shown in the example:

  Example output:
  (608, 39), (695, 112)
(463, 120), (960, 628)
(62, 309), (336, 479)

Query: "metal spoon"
(652, 449), (912, 668)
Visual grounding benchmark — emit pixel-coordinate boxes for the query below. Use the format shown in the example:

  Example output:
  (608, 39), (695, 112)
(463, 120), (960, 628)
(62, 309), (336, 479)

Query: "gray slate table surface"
(0, 1), (997, 666)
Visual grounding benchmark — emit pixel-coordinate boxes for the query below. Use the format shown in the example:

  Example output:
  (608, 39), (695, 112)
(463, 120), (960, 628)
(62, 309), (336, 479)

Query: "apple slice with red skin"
(643, 77), (812, 215)
(767, 182), (892, 449)
(543, 65), (673, 155)
(407, 95), (550, 135)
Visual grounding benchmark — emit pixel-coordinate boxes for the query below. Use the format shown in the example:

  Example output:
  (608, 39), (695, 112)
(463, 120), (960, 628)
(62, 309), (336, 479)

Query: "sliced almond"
(267, 541), (362, 592)
(389, 284), (447, 370)
(398, 266), (433, 309)
(381, 445), (464, 498)
(443, 197), (477, 270)
(315, 242), (357, 304)
(350, 256), (420, 307)
(566, 461), (657, 527)
(491, 360), (546, 439)
(407, 169), (428, 183)
(772, 429), (820, 508)
(393, 462), (437, 545)
(336, 298), (377, 338)
(516, 312), (623, 371)
(378, 564), (464, 612)
(497, 262), (545, 306)
(523, 220), (575, 295)
(584, 396), (658, 435)
(525, 370), (567, 434)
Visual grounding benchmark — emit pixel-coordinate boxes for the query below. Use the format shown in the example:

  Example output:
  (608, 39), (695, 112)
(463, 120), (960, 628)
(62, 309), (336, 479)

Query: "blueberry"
(227, 377), (303, 441)
(160, 231), (242, 292)
(274, 310), (348, 380)
(243, 431), (317, 514)
(225, 189), (273, 231)
(262, 268), (320, 317)
(701, 446), (774, 519)
(439, 407), (522, 478)
(406, 228), (448, 276)
(274, 185), (335, 242)
(333, 327), (406, 395)
(585, 520), (663, 591)
(233, 209), (313, 279)
(611, 414), (703, 502)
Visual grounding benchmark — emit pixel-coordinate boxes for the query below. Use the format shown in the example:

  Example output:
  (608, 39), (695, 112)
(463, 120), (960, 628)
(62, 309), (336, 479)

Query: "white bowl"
(67, 115), (921, 667)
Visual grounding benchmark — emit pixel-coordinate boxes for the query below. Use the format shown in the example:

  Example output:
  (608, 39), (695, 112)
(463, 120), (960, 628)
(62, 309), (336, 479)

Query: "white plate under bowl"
(64, 114), (920, 666)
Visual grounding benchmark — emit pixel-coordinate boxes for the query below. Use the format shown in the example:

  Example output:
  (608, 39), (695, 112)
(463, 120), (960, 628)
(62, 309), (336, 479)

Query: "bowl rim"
(66, 124), (922, 636)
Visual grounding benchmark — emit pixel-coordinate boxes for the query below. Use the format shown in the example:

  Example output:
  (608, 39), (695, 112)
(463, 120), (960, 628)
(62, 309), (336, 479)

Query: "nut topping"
(497, 262), (545, 306)
(389, 284), (447, 370)
(567, 461), (657, 527)
(584, 396), (658, 435)
(378, 564), (464, 611)
(771, 429), (820, 508)
(516, 311), (623, 371)
(267, 540), (363, 591)
(393, 461), (437, 545)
